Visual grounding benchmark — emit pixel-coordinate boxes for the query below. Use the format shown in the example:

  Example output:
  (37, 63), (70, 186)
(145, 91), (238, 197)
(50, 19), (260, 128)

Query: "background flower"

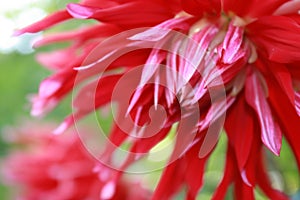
(1, 121), (150, 200)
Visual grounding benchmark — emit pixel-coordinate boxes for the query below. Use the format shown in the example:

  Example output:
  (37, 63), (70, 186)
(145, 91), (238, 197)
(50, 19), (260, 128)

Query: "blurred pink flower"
(16, 0), (300, 199)
(1, 122), (150, 200)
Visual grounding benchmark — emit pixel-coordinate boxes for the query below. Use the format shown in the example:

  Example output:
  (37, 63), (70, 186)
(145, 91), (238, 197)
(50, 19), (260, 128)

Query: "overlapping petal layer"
(16, 0), (300, 199)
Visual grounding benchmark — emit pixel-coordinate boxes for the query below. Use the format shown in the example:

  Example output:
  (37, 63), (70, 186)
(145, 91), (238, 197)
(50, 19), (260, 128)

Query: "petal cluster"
(1, 122), (150, 200)
(16, 0), (300, 199)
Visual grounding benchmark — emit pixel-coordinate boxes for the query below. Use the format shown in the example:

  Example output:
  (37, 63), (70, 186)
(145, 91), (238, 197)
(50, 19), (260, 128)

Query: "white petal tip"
(100, 181), (116, 199)
(52, 122), (69, 135)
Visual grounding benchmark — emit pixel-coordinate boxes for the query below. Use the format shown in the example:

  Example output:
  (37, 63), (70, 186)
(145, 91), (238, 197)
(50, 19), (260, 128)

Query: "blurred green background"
(0, 0), (299, 199)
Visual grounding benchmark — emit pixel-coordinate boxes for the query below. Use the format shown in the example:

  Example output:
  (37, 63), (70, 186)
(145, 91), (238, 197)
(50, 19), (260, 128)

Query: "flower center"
(187, 12), (258, 65)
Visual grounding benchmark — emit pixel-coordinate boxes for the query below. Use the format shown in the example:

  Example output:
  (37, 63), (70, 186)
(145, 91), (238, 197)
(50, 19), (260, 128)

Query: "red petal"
(14, 10), (71, 36)
(265, 68), (300, 170)
(245, 69), (282, 155)
(73, 74), (121, 114)
(223, 0), (288, 17)
(233, 175), (255, 200)
(241, 122), (262, 187)
(247, 16), (300, 63)
(185, 138), (210, 199)
(34, 24), (121, 47)
(67, 2), (173, 28)
(53, 74), (122, 134)
(36, 48), (78, 70)
(269, 64), (295, 105)
(152, 158), (185, 199)
(211, 147), (235, 200)
(224, 94), (254, 174)
(130, 127), (171, 153)
(181, 0), (221, 17)
(256, 153), (289, 200)
(275, 0), (300, 15)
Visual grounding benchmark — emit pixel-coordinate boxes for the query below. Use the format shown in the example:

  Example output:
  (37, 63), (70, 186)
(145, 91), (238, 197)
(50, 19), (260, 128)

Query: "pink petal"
(100, 181), (116, 199)
(295, 92), (300, 116)
(216, 23), (249, 84)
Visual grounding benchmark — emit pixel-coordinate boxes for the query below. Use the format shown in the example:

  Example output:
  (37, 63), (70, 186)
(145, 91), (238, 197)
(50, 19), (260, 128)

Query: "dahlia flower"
(1, 122), (150, 200)
(16, 0), (300, 199)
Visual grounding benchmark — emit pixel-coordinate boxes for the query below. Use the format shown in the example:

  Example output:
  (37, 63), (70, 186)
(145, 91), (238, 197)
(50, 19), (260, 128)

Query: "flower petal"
(247, 16), (300, 63)
(152, 158), (185, 199)
(212, 146), (235, 200)
(245, 69), (282, 155)
(295, 92), (300, 116)
(14, 10), (71, 36)
(223, 0), (288, 17)
(34, 24), (121, 47)
(67, 2), (173, 28)
(274, 0), (300, 15)
(224, 94), (254, 174)
(181, 0), (221, 17)
(256, 153), (289, 200)
(266, 68), (300, 169)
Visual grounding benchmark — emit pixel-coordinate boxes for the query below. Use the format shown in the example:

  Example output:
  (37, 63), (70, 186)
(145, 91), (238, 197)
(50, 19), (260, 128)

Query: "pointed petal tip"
(262, 133), (282, 156)
(12, 30), (23, 37)
(100, 181), (116, 199)
(269, 145), (281, 157)
(52, 121), (70, 135)
(262, 138), (281, 156)
(30, 108), (43, 117)
(39, 79), (61, 98)
(32, 40), (44, 48)
(66, 3), (93, 19)
(241, 170), (253, 187)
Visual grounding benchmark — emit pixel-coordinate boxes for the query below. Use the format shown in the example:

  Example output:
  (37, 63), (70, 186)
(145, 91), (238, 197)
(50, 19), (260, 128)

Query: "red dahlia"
(16, 0), (300, 199)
